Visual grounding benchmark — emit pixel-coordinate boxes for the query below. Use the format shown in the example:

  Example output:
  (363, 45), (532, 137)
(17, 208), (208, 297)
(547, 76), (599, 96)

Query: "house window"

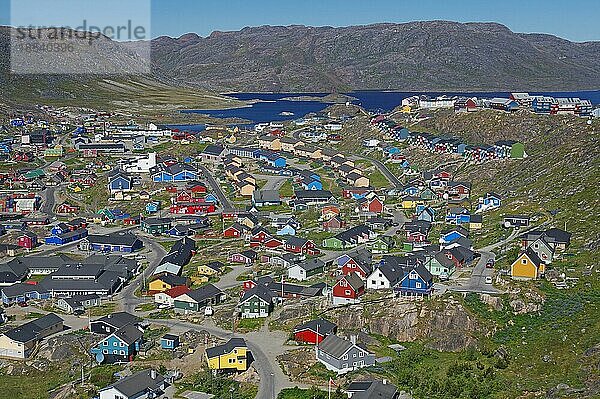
(103, 341), (108, 346)
(229, 358), (235, 364)
(416, 282), (422, 289)
(102, 349), (108, 354)
(342, 354), (348, 360)
(345, 290), (351, 295)
(359, 352), (364, 357)
(522, 259), (527, 265)
(370, 280), (376, 285)
(120, 350), (125, 355)
(113, 342), (118, 346)
(113, 350), (118, 354)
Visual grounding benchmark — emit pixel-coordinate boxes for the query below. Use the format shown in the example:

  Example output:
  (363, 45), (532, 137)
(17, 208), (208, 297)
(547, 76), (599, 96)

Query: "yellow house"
(237, 181), (256, 197)
(511, 250), (545, 280)
(206, 338), (249, 371)
(469, 215), (483, 230)
(148, 274), (189, 293)
(198, 262), (223, 276)
(402, 197), (422, 210)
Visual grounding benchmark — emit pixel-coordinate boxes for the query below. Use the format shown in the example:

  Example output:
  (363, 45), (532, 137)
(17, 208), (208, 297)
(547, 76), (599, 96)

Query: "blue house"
(417, 207), (435, 223)
(477, 192), (502, 212)
(445, 207), (471, 225)
(302, 179), (323, 191)
(160, 334), (180, 350)
(152, 164), (198, 182)
(45, 228), (88, 246)
(404, 185), (420, 196)
(183, 156), (194, 164)
(395, 266), (433, 297)
(532, 97), (553, 114)
(267, 154), (287, 168)
(108, 173), (133, 193)
(204, 194), (218, 204)
(394, 128), (410, 140)
(1, 283), (51, 305)
(400, 160), (410, 169)
(386, 146), (401, 155)
(456, 143), (468, 155)
(91, 324), (143, 364)
(146, 202), (160, 214)
(276, 224), (297, 236)
(440, 227), (469, 244)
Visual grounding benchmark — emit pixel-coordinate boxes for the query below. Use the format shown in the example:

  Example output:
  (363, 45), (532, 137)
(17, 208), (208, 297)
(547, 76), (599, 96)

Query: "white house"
(123, 152), (157, 174)
(366, 263), (404, 290)
(99, 369), (167, 399)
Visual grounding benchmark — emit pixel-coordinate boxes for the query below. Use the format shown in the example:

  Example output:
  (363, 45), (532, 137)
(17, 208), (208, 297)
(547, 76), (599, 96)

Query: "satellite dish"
(96, 352), (105, 364)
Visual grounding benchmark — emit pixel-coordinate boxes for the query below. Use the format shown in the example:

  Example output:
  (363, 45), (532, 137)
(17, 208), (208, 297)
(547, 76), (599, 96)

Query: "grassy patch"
(369, 169), (389, 188)
(236, 317), (265, 333)
(279, 387), (346, 399)
(135, 303), (156, 312)
(177, 371), (257, 399)
(89, 302), (117, 317)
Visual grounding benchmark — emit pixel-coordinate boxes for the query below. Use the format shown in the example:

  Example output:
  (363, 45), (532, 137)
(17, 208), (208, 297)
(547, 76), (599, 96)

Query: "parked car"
(486, 259), (495, 268)
(485, 276), (493, 284)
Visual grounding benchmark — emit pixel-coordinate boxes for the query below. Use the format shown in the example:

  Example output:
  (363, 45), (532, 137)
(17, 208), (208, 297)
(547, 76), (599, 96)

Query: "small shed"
(160, 333), (180, 350)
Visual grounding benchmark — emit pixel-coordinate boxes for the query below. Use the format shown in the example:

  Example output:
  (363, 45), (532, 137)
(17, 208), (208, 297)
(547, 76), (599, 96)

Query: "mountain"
(149, 21), (600, 92)
(0, 26), (236, 112)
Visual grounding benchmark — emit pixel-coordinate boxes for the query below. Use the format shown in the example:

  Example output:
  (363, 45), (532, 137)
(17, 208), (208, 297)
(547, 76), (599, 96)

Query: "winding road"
(198, 165), (232, 210)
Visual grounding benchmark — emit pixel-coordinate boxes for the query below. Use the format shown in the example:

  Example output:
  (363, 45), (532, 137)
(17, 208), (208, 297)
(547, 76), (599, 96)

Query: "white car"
(485, 276), (493, 284)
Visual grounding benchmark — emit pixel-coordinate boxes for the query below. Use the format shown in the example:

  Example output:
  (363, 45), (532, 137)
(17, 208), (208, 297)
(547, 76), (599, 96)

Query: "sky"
(1, 0), (599, 42)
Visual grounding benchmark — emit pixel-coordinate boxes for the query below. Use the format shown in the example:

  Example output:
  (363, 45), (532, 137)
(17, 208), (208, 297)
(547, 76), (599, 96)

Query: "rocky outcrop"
(330, 297), (483, 352)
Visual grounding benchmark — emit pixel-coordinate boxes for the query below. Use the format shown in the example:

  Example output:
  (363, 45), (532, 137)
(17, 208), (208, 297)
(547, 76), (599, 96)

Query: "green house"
(141, 217), (172, 234)
(369, 236), (396, 254)
(426, 253), (456, 277)
(420, 187), (438, 201)
(510, 142), (526, 159)
(238, 286), (274, 319)
(322, 236), (346, 250)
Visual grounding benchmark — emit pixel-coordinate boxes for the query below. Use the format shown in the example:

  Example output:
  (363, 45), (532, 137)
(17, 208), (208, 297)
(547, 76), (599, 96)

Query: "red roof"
(164, 285), (191, 298)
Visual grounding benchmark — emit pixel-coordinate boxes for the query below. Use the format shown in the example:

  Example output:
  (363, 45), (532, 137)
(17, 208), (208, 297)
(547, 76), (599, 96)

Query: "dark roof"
(374, 262), (404, 285)
(113, 324), (143, 345)
(205, 338), (247, 359)
(86, 232), (140, 247)
(92, 312), (141, 330)
(293, 318), (337, 335)
(154, 273), (187, 287)
(340, 272), (364, 291)
(203, 145), (225, 156)
(318, 334), (356, 358)
(349, 380), (399, 399)
(162, 333), (179, 341)
(240, 284), (274, 304)
(524, 248), (543, 266)
(102, 369), (165, 397)
(285, 236), (310, 247)
(4, 313), (63, 343)
(293, 258), (325, 272)
(184, 284), (223, 303)
(294, 190), (333, 200)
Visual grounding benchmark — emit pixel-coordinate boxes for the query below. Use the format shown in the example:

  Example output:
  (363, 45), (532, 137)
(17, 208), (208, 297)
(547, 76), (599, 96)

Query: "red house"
(17, 232), (38, 250)
(292, 319), (338, 345)
(250, 227), (271, 246)
(357, 194), (384, 214)
(170, 202), (215, 215)
(264, 237), (283, 249)
(323, 215), (345, 231)
(340, 258), (372, 280)
(332, 272), (365, 305)
(223, 223), (247, 238)
(188, 183), (208, 195)
(284, 236), (319, 255)
(406, 231), (428, 243)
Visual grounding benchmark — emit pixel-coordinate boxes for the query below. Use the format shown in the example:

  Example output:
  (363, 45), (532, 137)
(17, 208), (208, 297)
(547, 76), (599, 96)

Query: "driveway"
(198, 165), (232, 209)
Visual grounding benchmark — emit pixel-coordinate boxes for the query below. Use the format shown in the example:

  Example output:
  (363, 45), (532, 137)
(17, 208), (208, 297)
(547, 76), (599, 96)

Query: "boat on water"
(279, 111), (294, 116)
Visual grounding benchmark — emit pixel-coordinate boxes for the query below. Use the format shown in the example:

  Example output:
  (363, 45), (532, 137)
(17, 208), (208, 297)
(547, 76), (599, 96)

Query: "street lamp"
(270, 373), (275, 399)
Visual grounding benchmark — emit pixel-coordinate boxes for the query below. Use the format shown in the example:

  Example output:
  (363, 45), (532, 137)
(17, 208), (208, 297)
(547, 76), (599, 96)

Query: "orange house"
(511, 249), (544, 280)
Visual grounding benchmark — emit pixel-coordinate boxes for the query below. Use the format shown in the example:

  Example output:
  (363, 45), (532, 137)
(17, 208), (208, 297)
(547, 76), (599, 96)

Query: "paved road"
(361, 156), (403, 189)
(147, 317), (297, 399)
(119, 235), (167, 313)
(40, 186), (57, 216)
(255, 174), (288, 191)
(198, 165), (232, 210)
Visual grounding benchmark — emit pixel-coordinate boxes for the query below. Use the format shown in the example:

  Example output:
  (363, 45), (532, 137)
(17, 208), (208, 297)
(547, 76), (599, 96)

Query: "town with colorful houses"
(0, 91), (594, 399)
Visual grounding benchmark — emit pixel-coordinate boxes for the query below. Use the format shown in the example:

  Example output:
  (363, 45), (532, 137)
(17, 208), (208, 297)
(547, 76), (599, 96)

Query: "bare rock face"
(331, 298), (483, 352)
(480, 294), (503, 311)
